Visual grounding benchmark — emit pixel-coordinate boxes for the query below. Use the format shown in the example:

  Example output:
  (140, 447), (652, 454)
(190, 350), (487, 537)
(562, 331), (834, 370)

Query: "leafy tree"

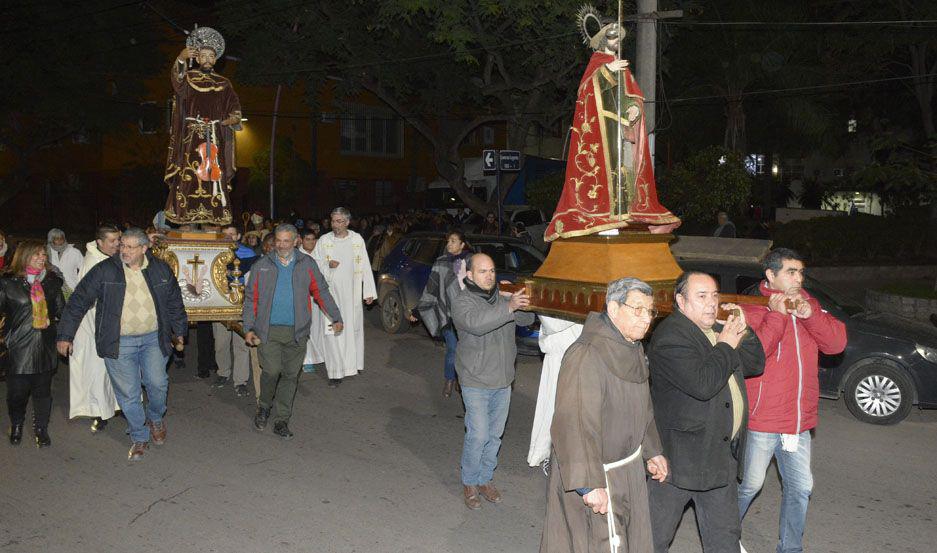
(248, 137), (313, 213)
(658, 145), (752, 224)
(525, 171), (566, 216)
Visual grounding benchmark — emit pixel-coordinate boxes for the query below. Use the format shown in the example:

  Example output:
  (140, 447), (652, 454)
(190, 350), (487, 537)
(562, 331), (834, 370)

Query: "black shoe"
(253, 406), (270, 431)
(212, 375), (230, 388)
(273, 421), (294, 440)
(196, 371), (210, 379)
(9, 424), (23, 446)
(34, 427), (51, 448)
(235, 384), (249, 397)
(90, 417), (108, 433)
(328, 378), (342, 388)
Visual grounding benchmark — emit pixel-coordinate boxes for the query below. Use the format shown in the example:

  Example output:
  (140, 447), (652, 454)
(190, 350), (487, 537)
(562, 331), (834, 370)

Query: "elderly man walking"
(46, 228), (83, 294)
(540, 277), (669, 553)
(56, 228), (187, 461)
(451, 253), (534, 509)
(243, 224), (343, 440)
(647, 271), (765, 552)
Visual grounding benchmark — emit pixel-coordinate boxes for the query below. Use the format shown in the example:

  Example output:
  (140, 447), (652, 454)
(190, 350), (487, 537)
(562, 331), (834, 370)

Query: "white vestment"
(299, 247), (325, 365)
(68, 241), (119, 419)
(527, 315), (583, 466)
(312, 231), (377, 379)
(49, 243), (83, 292)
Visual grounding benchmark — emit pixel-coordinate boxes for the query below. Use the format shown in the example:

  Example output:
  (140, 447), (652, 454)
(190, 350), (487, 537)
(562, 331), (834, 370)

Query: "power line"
(664, 19), (937, 27)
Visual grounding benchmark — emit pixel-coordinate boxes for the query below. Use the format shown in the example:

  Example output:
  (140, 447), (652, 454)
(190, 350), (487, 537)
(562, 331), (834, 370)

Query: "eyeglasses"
(623, 303), (659, 318)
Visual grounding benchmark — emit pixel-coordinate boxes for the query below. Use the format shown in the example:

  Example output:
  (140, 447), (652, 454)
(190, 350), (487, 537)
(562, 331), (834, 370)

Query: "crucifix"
(183, 254), (207, 297)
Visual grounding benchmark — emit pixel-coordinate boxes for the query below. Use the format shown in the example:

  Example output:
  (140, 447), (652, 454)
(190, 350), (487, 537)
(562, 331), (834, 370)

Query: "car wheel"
(381, 290), (408, 334)
(844, 363), (914, 425)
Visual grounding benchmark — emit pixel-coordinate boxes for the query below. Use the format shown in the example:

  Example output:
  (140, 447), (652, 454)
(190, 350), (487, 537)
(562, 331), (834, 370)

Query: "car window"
(472, 242), (542, 274)
(508, 245), (542, 272)
(514, 209), (543, 226)
(401, 239), (420, 258)
(805, 277), (863, 316)
(410, 239), (443, 265)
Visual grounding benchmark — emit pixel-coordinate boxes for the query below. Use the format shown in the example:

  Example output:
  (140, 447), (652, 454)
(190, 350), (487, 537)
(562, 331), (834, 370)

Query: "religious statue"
(544, 6), (680, 241)
(164, 26), (242, 226)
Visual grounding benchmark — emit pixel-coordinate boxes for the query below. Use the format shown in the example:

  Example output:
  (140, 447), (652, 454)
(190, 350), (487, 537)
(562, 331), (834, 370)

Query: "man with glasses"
(57, 228), (187, 461)
(451, 253), (534, 510)
(646, 271), (765, 552)
(541, 277), (669, 552)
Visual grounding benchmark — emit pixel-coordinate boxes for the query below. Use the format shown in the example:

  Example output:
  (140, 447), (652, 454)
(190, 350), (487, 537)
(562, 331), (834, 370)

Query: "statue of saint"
(164, 27), (241, 226)
(544, 7), (680, 241)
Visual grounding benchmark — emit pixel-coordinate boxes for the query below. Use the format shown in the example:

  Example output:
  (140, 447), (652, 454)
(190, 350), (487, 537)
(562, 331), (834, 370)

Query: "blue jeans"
(460, 386), (511, 486)
(442, 328), (457, 381)
(738, 430), (813, 553)
(103, 332), (169, 443)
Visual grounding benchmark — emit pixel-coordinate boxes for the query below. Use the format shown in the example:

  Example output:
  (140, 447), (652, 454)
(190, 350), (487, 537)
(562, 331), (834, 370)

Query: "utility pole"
(629, 4), (682, 158)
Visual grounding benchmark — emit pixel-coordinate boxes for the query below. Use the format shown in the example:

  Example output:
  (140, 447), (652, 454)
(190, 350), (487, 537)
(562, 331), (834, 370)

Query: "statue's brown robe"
(541, 312), (662, 553)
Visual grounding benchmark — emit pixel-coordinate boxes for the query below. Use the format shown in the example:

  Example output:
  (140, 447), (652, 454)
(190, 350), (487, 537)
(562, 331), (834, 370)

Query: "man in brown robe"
(541, 277), (669, 553)
(164, 40), (241, 225)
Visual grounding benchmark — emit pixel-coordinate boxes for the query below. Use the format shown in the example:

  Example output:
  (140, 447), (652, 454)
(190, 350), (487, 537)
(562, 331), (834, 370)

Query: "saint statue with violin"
(164, 26), (241, 226)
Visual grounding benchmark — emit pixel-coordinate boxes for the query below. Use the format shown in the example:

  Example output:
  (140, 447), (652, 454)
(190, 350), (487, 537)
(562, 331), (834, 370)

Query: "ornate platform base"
(151, 230), (244, 322)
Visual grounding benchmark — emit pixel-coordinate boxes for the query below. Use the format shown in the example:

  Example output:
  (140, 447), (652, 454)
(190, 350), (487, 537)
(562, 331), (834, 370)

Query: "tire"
(844, 363), (914, 425)
(381, 289), (409, 334)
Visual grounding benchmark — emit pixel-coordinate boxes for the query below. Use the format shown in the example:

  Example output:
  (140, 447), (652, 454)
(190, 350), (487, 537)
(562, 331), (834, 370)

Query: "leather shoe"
(443, 379), (455, 398)
(273, 421), (294, 440)
(463, 485), (481, 510)
(253, 406), (270, 430)
(478, 482), (503, 503)
(147, 420), (167, 445)
(90, 417), (108, 433)
(128, 441), (148, 461)
(9, 423), (23, 446)
(34, 427), (51, 448)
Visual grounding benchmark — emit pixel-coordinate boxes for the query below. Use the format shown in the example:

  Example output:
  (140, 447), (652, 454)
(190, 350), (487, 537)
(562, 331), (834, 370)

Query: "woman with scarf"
(0, 240), (66, 447)
(409, 230), (472, 398)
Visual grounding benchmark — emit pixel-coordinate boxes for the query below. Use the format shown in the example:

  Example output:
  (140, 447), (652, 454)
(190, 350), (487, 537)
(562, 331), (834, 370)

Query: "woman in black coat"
(0, 240), (66, 447)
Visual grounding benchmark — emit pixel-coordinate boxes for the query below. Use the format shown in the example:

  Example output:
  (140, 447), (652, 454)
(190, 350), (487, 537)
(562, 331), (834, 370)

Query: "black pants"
(6, 372), (54, 428)
(648, 478), (741, 553)
(196, 322), (216, 376)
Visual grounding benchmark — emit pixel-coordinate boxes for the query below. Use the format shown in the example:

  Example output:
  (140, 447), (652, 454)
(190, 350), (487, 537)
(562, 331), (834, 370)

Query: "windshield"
(805, 277), (864, 317)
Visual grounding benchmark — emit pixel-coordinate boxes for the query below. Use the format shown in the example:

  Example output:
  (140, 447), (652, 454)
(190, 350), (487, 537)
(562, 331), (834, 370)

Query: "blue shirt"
(269, 253), (296, 326)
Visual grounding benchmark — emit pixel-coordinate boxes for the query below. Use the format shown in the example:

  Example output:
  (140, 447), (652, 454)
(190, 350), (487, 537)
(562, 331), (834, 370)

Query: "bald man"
(451, 253), (535, 510)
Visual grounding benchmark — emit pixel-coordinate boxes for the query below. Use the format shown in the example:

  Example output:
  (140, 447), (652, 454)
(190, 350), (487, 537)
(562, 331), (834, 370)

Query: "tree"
(0, 2), (172, 209)
(220, 0), (604, 215)
(248, 137), (313, 213)
(658, 145), (752, 225)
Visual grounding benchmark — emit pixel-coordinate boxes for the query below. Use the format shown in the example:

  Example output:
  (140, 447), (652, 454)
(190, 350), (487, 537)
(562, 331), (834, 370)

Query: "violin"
(196, 139), (222, 183)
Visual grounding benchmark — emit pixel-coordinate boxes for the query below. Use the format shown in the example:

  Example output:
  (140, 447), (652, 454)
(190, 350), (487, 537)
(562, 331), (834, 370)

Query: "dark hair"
(95, 224), (120, 242)
(763, 247), (804, 274)
(446, 228), (466, 244)
(673, 270), (714, 298)
(221, 223), (239, 233)
(300, 229), (319, 239)
(4, 240), (50, 276)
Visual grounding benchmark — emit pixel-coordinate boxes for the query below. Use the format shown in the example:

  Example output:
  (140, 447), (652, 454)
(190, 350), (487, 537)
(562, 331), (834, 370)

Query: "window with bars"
(340, 114), (403, 157)
(375, 180), (394, 206)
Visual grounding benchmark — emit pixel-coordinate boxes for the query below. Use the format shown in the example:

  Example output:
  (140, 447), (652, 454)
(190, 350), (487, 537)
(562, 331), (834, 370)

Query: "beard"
(199, 62), (215, 73)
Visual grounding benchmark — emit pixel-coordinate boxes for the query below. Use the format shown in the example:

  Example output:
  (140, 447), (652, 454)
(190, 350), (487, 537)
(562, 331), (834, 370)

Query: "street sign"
(499, 150), (521, 172)
(482, 150), (498, 172)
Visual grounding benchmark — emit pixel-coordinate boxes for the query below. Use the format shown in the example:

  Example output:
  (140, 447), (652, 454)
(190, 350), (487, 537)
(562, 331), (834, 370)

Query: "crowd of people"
(0, 207), (847, 552)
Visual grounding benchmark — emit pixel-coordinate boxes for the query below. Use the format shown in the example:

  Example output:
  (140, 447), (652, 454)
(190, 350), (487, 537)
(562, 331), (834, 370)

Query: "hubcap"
(383, 295), (400, 328)
(854, 374), (902, 417)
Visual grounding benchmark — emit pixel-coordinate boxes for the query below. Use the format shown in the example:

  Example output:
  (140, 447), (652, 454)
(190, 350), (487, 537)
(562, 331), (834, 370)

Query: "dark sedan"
(375, 232), (543, 356)
(677, 258), (937, 425)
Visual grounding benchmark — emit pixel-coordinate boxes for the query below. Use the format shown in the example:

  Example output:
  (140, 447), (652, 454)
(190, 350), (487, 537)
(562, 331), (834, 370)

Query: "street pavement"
(1, 308), (935, 553)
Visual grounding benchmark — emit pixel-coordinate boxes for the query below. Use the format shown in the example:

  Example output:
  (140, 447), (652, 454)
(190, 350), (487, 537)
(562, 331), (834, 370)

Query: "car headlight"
(915, 344), (937, 364)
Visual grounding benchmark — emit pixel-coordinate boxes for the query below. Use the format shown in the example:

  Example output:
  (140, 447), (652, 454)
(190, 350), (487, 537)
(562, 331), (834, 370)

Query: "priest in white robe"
(312, 208), (377, 387)
(299, 229), (325, 372)
(68, 224), (122, 431)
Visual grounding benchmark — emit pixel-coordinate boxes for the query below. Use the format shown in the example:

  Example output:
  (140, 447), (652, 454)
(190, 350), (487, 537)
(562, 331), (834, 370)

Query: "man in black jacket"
(56, 228), (187, 461)
(647, 271), (765, 552)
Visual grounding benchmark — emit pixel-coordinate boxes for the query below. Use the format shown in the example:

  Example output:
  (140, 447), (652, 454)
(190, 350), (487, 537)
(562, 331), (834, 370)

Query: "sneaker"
(540, 457), (551, 477)
(302, 364), (316, 374)
(212, 375), (230, 388)
(273, 421), (294, 440)
(235, 384), (249, 397)
(253, 406), (270, 431)
(128, 441), (148, 461)
(147, 420), (167, 445)
(328, 378), (342, 388)
(90, 417), (108, 433)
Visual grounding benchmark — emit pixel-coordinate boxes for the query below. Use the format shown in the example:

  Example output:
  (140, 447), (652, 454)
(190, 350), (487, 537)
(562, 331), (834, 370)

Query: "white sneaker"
(739, 542), (749, 553)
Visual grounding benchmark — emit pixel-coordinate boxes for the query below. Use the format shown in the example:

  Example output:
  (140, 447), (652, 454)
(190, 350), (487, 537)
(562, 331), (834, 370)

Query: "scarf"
(463, 276), (498, 305)
(25, 266), (49, 330)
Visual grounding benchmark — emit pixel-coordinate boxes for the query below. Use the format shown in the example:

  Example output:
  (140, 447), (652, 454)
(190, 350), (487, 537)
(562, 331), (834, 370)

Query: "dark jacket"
(648, 310), (765, 491)
(242, 251), (342, 345)
(0, 271), (66, 375)
(415, 251), (469, 337)
(56, 253), (188, 359)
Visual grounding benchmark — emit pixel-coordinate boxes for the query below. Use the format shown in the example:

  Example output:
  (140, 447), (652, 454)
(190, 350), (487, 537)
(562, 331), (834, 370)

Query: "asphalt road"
(1, 309), (935, 553)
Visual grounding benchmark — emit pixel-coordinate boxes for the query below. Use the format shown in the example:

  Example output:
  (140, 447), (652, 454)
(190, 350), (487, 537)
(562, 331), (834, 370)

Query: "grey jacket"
(451, 281), (535, 389)
(242, 251), (342, 344)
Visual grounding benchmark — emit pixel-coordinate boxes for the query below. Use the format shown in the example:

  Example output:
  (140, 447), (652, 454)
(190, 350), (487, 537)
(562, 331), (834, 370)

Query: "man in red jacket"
(739, 248), (847, 553)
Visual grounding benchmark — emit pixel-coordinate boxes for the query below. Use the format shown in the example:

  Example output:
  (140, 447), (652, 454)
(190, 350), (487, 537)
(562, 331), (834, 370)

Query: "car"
(376, 232), (544, 356)
(676, 257), (937, 425)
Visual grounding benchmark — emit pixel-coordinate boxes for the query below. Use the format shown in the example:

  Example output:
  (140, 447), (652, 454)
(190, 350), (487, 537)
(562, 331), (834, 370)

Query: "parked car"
(376, 232), (544, 355)
(676, 257), (937, 425)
